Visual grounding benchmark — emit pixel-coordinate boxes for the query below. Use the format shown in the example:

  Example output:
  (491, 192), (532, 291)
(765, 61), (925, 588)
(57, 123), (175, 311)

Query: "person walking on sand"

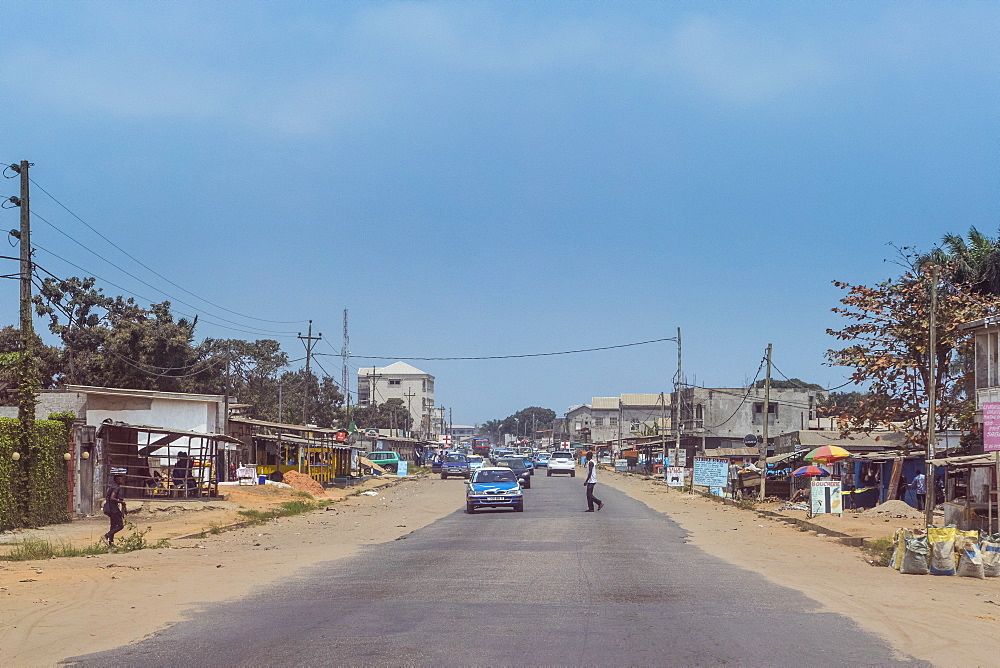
(584, 453), (604, 512)
(910, 470), (927, 511)
(103, 474), (128, 546)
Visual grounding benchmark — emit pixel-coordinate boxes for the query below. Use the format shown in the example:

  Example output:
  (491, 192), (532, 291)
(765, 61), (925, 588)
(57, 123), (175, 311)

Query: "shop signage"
(692, 457), (728, 487)
(984, 402), (1000, 452)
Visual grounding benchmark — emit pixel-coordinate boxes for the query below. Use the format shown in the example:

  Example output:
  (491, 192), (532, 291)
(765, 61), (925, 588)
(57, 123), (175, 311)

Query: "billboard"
(985, 402), (1000, 452)
(692, 457), (729, 487)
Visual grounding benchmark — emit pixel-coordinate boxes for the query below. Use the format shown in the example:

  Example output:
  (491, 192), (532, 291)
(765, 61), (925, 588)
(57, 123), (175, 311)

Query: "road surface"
(68, 472), (921, 666)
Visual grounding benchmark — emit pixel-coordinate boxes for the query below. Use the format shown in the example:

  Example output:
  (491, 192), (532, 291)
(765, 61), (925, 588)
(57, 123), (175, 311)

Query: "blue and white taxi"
(465, 467), (524, 513)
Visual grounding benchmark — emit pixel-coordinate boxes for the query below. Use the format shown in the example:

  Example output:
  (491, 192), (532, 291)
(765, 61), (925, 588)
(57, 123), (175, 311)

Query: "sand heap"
(280, 471), (327, 498)
(861, 499), (924, 519)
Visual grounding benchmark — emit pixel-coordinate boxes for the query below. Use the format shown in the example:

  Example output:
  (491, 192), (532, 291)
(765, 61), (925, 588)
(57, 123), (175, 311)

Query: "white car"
(546, 451), (576, 477)
(468, 455), (485, 473)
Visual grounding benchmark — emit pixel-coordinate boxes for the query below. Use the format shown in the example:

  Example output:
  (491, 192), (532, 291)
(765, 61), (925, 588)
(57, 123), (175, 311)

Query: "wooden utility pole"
(341, 309), (350, 426)
(674, 327), (682, 476)
(404, 388), (416, 437)
(925, 266), (939, 527)
(297, 320), (322, 425)
(758, 343), (773, 501)
(223, 342), (232, 436)
(660, 391), (667, 465)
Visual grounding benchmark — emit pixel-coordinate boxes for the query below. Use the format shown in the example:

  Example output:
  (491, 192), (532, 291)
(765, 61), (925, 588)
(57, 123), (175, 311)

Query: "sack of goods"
(900, 535), (930, 575)
(927, 527), (957, 576)
(957, 541), (986, 579)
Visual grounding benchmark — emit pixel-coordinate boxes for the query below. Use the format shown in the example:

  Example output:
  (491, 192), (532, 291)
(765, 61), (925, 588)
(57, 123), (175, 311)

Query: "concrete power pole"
(12, 161), (37, 462)
(297, 320), (322, 425)
(758, 343), (773, 501)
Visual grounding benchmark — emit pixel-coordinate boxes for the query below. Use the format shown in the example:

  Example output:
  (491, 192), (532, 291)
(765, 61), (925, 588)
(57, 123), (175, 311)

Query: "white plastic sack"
(957, 543), (986, 579)
(900, 536), (930, 575)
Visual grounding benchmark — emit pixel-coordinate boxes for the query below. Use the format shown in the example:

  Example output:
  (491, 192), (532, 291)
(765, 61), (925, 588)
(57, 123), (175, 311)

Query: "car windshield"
(446, 454), (466, 462)
(498, 458), (524, 467)
(469, 456), (483, 463)
(475, 471), (516, 483)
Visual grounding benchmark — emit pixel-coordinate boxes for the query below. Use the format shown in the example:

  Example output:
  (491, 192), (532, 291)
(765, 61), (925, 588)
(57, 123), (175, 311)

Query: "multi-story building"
(357, 362), (435, 436)
(566, 394), (672, 444)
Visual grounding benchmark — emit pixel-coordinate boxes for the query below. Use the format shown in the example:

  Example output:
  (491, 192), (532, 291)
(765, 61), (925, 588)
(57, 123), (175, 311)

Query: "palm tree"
(920, 226), (1000, 295)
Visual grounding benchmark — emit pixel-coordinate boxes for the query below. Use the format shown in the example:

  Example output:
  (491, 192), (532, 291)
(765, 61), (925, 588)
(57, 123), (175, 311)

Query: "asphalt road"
(68, 472), (922, 666)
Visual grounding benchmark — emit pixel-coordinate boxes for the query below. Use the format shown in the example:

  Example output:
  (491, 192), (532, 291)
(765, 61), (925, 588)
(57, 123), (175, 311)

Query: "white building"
(357, 362), (435, 436)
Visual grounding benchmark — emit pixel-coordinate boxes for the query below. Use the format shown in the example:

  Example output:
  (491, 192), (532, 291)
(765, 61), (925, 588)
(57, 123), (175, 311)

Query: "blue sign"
(397, 460), (408, 476)
(692, 457), (729, 487)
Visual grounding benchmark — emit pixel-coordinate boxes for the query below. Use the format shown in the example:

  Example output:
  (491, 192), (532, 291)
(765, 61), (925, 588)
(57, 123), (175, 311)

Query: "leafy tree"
(0, 327), (64, 402)
(919, 226), (1000, 296)
(194, 338), (289, 419)
(826, 256), (1000, 446)
(494, 407), (556, 440)
(351, 398), (411, 432)
(479, 419), (502, 442)
(753, 378), (825, 390)
(275, 369), (345, 428)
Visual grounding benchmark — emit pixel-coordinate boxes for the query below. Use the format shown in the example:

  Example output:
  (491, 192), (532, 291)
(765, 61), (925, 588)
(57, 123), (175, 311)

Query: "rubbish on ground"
(361, 491), (379, 496)
(776, 502), (808, 512)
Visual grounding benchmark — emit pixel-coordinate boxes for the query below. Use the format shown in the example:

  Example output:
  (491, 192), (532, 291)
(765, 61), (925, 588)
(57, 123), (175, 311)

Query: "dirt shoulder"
(600, 470), (1000, 667)
(0, 476), (465, 666)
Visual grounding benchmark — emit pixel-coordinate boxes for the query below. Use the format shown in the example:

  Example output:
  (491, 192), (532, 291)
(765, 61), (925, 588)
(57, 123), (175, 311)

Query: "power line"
(701, 353), (768, 429)
(31, 243), (298, 338)
(770, 361), (856, 392)
(318, 336), (679, 361)
(27, 176), (308, 325)
(30, 209), (298, 336)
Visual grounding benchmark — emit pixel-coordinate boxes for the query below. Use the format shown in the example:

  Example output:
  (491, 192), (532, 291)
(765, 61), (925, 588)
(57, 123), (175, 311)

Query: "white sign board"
(692, 457), (729, 487)
(614, 459), (628, 472)
(396, 460), (408, 476)
(665, 467), (685, 487)
(811, 480), (842, 516)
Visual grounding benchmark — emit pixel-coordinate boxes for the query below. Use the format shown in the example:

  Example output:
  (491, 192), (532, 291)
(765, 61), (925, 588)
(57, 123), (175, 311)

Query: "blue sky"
(1, 1), (997, 425)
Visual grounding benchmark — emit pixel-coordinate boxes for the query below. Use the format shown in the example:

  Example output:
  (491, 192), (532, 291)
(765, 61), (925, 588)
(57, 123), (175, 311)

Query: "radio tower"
(341, 309), (350, 419)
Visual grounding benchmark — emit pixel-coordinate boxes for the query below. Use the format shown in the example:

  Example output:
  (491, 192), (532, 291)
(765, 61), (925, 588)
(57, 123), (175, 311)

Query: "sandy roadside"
(600, 470), (1000, 667)
(0, 475), (468, 666)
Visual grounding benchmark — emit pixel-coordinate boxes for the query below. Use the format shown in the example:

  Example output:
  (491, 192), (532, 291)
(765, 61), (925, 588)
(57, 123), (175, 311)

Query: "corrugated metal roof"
(591, 397), (620, 409)
(794, 430), (906, 448)
(621, 393), (669, 407)
(711, 447), (759, 457)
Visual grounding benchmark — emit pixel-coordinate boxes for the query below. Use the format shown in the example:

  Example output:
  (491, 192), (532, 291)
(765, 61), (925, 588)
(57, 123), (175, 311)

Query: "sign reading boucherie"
(985, 402), (1000, 452)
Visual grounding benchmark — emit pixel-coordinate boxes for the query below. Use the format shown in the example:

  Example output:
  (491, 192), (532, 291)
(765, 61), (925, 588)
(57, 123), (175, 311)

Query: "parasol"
(792, 465), (830, 477)
(805, 445), (851, 463)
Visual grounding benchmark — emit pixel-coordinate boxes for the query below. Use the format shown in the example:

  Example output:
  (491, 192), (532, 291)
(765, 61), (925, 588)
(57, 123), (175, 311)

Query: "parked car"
(547, 451), (575, 477)
(494, 457), (532, 488)
(439, 452), (472, 479)
(367, 451), (401, 473)
(466, 467), (523, 513)
(535, 453), (550, 468)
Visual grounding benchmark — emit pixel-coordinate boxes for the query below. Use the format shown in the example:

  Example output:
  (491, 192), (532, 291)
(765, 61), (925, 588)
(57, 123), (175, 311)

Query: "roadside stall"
(929, 451), (999, 533)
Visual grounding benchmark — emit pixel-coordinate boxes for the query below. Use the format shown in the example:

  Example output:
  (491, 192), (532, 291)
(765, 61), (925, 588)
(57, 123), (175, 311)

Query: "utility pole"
(341, 309), (350, 426)
(12, 162), (37, 490)
(404, 388), (416, 437)
(278, 383), (283, 423)
(660, 391), (667, 465)
(925, 266), (938, 527)
(674, 327), (682, 477)
(297, 320), (322, 426)
(758, 343), (773, 501)
(223, 342), (232, 436)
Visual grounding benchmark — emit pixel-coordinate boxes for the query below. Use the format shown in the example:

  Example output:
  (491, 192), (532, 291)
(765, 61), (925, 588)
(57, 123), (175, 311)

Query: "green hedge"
(0, 417), (71, 530)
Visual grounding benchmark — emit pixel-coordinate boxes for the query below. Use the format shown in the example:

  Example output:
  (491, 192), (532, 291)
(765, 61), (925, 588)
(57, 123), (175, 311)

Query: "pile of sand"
(862, 499), (923, 519)
(280, 471), (326, 498)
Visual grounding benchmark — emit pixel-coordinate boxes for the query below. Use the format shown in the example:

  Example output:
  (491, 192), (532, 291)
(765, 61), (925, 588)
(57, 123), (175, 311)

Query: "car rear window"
(552, 452), (572, 459)
(370, 452), (393, 458)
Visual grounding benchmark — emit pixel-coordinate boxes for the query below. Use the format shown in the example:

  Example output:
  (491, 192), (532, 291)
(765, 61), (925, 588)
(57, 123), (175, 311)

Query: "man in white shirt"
(584, 453), (604, 512)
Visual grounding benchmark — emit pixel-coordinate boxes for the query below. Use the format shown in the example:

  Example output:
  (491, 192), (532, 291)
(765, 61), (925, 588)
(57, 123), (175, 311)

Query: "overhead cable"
(318, 336), (679, 361)
(28, 176), (308, 325)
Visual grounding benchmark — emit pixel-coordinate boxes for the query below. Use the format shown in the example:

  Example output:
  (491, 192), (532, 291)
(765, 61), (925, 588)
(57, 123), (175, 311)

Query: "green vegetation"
(1, 417), (72, 530)
(0, 523), (168, 561)
(735, 497), (757, 511)
(862, 537), (894, 567)
(236, 498), (324, 525)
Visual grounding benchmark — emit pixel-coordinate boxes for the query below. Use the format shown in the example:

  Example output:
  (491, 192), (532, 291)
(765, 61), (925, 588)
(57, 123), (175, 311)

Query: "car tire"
(514, 503), (524, 512)
(441, 473), (448, 480)
(466, 502), (474, 514)
(570, 471), (575, 477)
(547, 470), (552, 477)
(523, 479), (531, 489)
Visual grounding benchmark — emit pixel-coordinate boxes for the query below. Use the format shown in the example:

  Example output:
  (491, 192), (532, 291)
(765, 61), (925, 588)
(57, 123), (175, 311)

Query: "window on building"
(610, 417), (618, 427)
(629, 419), (640, 432)
(388, 379), (401, 386)
(695, 404), (704, 420)
(753, 402), (777, 425)
(594, 417), (604, 427)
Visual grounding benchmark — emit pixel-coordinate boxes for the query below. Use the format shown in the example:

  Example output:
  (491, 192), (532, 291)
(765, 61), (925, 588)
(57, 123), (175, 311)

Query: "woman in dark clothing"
(104, 474), (128, 546)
